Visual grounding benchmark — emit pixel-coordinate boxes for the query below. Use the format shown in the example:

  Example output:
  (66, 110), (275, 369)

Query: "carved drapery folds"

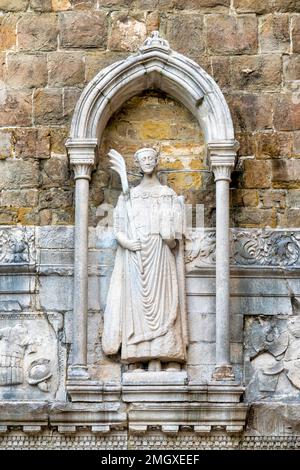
(66, 31), (239, 400)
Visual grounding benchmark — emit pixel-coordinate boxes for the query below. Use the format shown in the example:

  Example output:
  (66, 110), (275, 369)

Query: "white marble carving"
(0, 316), (59, 399)
(66, 31), (238, 384)
(0, 228), (35, 265)
(186, 229), (300, 268)
(245, 314), (300, 401)
(102, 148), (188, 372)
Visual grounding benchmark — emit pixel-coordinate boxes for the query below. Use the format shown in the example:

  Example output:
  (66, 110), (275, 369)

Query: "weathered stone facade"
(1, 0), (300, 451)
(0, 0), (299, 228)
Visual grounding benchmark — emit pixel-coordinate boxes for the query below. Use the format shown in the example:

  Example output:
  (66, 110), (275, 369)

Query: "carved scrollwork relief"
(185, 230), (300, 268)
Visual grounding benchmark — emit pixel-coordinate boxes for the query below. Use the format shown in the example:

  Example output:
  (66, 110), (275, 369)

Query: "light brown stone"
(0, 0), (28, 11)
(51, 0), (71, 10)
(231, 189), (259, 207)
(294, 130), (300, 157)
(272, 159), (300, 183)
(17, 207), (40, 225)
(59, 11), (107, 49)
(18, 13), (58, 51)
(85, 51), (127, 82)
(52, 208), (73, 225)
(39, 188), (73, 209)
(40, 155), (70, 188)
(30, 0), (52, 11)
(0, 89), (32, 126)
(176, 0), (230, 7)
(161, 13), (205, 56)
(13, 128), (50, 159)
(278, 209), (300, 227)
(255, 132), (294, 159)
(233, 0), (272, 14)
(0, 14), (19, 51)
(259, 14), (290, 53)
(0, 189), (38, 207)
(146, 10), (160, 33)
(231, 55), (282, 91)
(292, 16), (300, 53)
(283, 54), (300, 91)
(273, 0), (300, 13)
(211, 56), (231, 89)
(233, 207), (276, 228)
(244, 159), (272, 189)
(227, 94), (274, 132)
(206, 14), (258, 55)
(286, 189), (300, 208)
(6, 53), (48, 88)
(48, 52), (85, 87)
(108, 13), (147, 52)
(236, 132), (256, 157)
(0, 159), (39, 190)
(260, 190), (286, 209)
(34, 89), (64, 125)
(0, 209), (18, 224)
(63, 87), (83, 122)
(0, 130), (11, 159)
(273, 94), (300, 131)
(49, 127), (68, 156)
(0, 52), (5, 84)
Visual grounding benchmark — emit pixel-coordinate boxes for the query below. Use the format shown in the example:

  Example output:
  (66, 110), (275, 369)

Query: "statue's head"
(134, 147), (158, 175)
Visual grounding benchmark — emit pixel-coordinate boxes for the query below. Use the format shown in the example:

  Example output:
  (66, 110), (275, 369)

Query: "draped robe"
(102, 183), (188, 363)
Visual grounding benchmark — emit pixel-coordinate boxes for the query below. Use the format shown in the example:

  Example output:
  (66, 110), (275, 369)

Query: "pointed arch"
(67, 35), (236, 160)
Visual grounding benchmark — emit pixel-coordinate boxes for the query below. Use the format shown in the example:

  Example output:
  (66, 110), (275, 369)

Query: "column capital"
(73, 163), (93, 181)
(66, 138), (97, 181)
(208, 140), (238, 182)
(66, 138), (98, 166)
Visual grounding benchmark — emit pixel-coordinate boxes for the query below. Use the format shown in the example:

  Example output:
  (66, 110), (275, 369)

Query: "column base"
(212, 365), (235, 381)
(67, 365), (90, 381)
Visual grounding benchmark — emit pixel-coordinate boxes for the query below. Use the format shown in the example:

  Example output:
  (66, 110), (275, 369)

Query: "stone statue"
(102, 147), (188, 373)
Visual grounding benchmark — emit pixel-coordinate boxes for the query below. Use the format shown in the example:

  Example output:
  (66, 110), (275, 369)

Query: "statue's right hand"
(124, 239), (142, 252)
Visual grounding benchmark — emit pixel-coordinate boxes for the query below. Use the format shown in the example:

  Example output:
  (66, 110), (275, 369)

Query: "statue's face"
(137, 151), (157, 174)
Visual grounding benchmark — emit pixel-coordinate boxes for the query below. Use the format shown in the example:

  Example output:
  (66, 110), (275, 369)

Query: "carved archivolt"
(68, 31), (235, 156)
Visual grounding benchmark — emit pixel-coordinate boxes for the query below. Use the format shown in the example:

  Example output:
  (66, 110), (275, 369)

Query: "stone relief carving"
(0, 228), (35, 264)
(185, 229), (300, 267)
(245, 314), (300, 401)
(102, 148), (188, 373)
(0, 318), (59, 398)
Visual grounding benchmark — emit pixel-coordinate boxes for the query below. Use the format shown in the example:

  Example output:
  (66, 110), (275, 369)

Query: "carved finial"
(142, 30), (170, 49)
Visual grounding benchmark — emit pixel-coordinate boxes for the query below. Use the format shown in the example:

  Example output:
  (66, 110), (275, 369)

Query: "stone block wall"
(0, 0), (299, 228)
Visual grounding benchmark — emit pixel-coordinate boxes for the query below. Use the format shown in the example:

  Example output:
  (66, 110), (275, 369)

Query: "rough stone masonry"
(0, 0), (299, 228)
(1, 0), (300, 451)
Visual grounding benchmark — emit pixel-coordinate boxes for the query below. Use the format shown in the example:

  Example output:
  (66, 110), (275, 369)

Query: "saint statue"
(102, 147), (188, 373)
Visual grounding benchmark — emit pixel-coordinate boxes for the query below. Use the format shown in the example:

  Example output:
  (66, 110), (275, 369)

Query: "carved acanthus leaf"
(0, 228), (35, 265)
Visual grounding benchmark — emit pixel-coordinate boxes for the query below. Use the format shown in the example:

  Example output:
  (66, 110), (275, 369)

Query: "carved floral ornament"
(185, 230), (300, 267)
(0, 228), (35, 265)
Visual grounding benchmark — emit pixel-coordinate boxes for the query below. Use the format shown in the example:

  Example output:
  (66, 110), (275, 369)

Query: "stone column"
(66, 139), (97, 381)
(209, 142), (238, 381)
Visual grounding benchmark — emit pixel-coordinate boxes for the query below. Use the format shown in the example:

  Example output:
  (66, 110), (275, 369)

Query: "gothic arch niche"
(66, 32), (240, 391)
(89, 89), (214, 227)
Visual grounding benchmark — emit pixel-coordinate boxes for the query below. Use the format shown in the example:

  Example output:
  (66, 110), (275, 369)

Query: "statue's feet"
(128, 362), (145, 373)
(165, 362), (181, 371)
(148, 359), (161, 372)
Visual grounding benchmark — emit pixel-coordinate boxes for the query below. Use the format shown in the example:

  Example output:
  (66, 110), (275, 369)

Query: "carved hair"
(134, 147), (159, 165)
